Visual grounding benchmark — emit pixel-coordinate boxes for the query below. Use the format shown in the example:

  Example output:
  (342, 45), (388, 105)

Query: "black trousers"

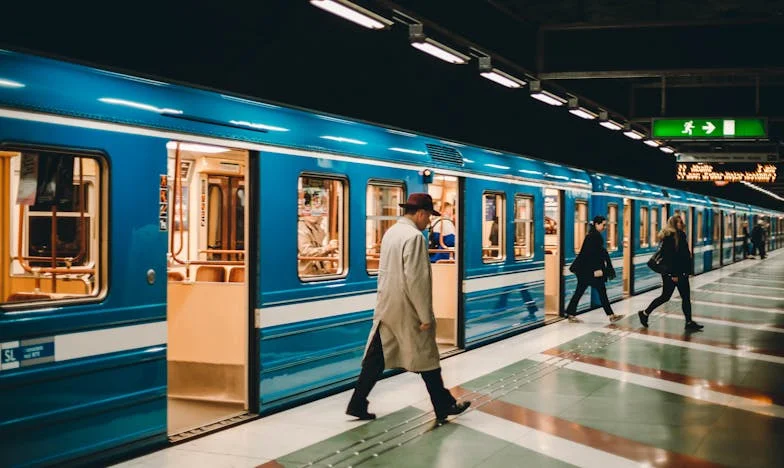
(349, 329), (456, 416)
(753, 241), (767, 258)
(644, 274), (692, 322)
(565, 278), (613, 316)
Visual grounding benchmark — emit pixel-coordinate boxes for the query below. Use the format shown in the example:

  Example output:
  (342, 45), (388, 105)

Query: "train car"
(1, 50), (783, 467)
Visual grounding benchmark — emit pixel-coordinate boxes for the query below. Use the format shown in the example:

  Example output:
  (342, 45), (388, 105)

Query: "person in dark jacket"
(751, 220), (767, 259)
(565, 216), (624, 323)
(741, 221), (750, 259)
(638, 215), (704, 331)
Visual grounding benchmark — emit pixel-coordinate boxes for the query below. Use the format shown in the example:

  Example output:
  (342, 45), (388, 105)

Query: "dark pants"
(565, 278), (613, 316)
(644, 274), (692, 321)
(349, 329), (456, 416)
(753, 241), (767, 258)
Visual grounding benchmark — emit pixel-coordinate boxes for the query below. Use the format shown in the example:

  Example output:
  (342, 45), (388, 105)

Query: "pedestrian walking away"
(565, 215), (624, 323)
(346, 193), (470, 423)
(638, 215), (704, 332)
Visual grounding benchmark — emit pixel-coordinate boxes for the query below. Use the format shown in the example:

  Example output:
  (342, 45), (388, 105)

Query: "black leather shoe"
(436, 401), (470, 422)
(638, 310), (649, 328)
(346, 399), (376, 420)
(346, 406), (376, 420)
(685, 321), (704, 331)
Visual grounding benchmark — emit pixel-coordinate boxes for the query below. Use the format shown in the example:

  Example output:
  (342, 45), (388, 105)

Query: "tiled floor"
(114, 251), (784, 468)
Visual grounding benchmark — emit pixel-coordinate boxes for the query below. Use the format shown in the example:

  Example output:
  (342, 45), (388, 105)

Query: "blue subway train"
(0, 50), (781, 467)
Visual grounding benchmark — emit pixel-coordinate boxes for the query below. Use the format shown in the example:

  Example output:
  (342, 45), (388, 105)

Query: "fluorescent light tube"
(660, 146), (675, 154)
(480, 69), (525, 88)
(600, 120), (623, 130)
(569, 107), (597, 120)
(530, 91), (566, 106)
(310, 0), (392, 29)
(411, 39), (469, 64)
(623, 130), (644, 140)
(644, 139), (661, 147)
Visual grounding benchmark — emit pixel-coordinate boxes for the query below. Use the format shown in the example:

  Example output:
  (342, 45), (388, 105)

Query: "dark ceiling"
(0, 0), (782, 209)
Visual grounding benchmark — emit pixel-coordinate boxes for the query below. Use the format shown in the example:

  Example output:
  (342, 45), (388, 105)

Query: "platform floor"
(115, 252), (784, 468)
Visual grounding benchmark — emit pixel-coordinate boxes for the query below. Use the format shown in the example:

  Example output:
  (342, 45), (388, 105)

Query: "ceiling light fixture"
(309, 0), (393, 29)
(622, 124), (645, 140)
(477, 56), (526, 88)
(409, 24), (469, 64)
(644, 139), (662, 147)
(598, 111), (623, 130)
(567, 97), (597, 120)
(660, 146), (675, 154)
(529, 81), (566, 106)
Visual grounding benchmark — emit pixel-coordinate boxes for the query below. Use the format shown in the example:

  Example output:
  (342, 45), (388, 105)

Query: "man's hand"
(671, 276), (679, 283)
(593, 270), (603, 278)
(419, 322), (432, 331)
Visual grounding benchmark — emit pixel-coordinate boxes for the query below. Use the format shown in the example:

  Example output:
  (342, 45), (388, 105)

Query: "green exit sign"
(652, 118), (767, 139)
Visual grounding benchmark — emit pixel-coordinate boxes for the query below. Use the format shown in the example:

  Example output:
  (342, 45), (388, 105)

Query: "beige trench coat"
(366, 217), (440, 372)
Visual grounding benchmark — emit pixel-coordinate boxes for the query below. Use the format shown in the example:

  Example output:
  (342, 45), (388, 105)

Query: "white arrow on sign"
(702, 121), (716, 134)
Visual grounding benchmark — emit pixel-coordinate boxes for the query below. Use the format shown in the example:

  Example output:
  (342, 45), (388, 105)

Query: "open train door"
(544, 188), (563, 318)
(163, 142), (258, 442)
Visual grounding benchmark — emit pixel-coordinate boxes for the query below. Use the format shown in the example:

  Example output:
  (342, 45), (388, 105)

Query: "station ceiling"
(0, 0), (782, 207)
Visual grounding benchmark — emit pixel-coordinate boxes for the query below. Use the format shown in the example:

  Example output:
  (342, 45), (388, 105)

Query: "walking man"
(346, 193), (470, 422)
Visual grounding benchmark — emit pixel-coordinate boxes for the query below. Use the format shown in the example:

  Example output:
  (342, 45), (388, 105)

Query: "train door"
(544, 188), (562, 317)
(427, 175), (460, 354)
(164, 141), (253, 440)
(622, 199), (632, 296)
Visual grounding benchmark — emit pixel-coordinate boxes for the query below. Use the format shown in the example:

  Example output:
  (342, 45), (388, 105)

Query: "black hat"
(399, 193), (441, 216)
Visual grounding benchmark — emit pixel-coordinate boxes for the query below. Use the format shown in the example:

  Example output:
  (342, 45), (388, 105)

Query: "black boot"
(346, 398), (376, 420)
(637, 310), (649, 328)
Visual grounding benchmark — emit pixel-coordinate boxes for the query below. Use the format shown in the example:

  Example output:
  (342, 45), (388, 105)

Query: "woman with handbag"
(565, 216), (624, 323)
(638, 215), (704, 331)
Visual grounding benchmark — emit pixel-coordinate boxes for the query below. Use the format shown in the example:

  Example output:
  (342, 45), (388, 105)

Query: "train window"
(514, 195), (534, 260)
(724, 213), (734, 239)
(366, 182), (405, 274)
(298, 175), (347, 280)
(650, 207), (659, 246)
(607, 204), (618, 251)
(2, 150), (106, 306)
(482, 192), (505, 263)
(713, 212), (720, 242)
(697, 212), (704, 242)
(574, 200), (588, 253)
(736, 215), (745, 237)
(640, 207), (650, 247)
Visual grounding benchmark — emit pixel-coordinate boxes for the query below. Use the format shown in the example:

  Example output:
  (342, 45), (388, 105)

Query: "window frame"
(482, 191), (506, 264)
(513, 194), (534, 261)
(639, 206), (650, 248)
(573, 199), (589, 254)
(1, 145), (109, 311)
(365, 179), (406, 275)
(296, 172), (349, 282)
(607, 203), (619, 252)
(649, 206), (659, 247)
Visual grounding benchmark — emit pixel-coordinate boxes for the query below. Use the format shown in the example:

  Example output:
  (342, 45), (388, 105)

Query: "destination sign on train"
(653, 118), (767, 139)
(676, 163), (777, 183)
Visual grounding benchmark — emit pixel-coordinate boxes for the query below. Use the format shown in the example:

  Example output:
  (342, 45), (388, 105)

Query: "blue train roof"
(0, 49), (593, 189)
(589, 173), (666, 199)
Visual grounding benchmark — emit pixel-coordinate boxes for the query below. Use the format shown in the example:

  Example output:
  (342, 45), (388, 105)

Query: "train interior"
(622, 199), (632, 295)
(1, 150), (104, 304)
(428, 176), (459, 353)
(164, 142), (250, 437)
(543, 188), (561, 317)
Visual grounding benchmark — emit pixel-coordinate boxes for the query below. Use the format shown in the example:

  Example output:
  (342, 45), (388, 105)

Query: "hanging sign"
(16, 152), (39, 205)
(159, 175), (169, 231)
(676, 163), (777, 183)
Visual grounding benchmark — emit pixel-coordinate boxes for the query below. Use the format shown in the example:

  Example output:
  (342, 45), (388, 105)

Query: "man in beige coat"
(346, 193), (470, 422)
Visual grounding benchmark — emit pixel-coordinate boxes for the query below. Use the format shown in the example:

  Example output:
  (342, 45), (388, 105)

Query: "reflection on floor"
(118, 252), (784, 467)
(168, 398), (246, 435)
